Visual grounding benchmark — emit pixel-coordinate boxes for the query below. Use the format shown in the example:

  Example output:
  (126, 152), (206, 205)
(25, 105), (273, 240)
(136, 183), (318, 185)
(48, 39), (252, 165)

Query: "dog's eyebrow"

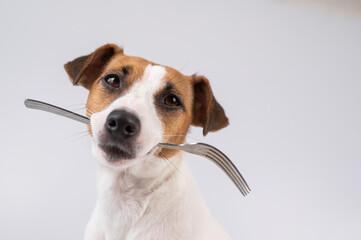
(165, 82), (174, 91)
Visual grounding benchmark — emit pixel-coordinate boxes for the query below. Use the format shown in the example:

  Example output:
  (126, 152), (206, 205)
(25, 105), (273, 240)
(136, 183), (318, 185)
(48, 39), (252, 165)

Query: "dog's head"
(65, 44), (229, 169)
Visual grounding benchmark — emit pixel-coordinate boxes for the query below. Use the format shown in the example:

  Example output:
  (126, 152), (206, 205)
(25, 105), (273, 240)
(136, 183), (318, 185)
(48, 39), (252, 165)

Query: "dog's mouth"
(98, 143), (134, 162)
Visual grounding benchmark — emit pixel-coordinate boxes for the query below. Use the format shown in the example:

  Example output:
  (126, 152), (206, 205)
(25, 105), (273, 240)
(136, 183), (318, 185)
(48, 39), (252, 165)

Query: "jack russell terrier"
(64, 44), (231, 240)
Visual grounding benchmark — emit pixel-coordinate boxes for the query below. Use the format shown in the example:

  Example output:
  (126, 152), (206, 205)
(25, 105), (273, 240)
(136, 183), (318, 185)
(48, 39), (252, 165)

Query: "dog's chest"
(98, 173), (151, 239)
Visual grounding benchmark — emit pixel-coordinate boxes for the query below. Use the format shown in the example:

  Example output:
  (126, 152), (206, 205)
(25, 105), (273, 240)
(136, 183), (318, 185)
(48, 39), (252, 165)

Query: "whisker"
(161, 139), (182, 145)
(69, 132), (90, 143)
(40, 104), (90, 123)
(63, 103), (87, 108)
(162, 134), (202, 142)
(159, 152), (183, 175)
(178, 60), (189, 72)
(162, 134), (187, 136)
(124, 167), (128, 178)
(68, 106), (88, 113)
(68, 106), (94, 116)
(86, 107), (94, 115)
(159, 156), (170, 168)
(61, 130), (89, 140)
(185, 135), (202, 142)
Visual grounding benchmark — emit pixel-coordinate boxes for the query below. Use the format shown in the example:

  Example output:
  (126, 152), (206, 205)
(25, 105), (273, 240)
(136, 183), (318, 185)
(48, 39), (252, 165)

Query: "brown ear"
(64, 44), (123, 90)
(192, 76), (229, 136)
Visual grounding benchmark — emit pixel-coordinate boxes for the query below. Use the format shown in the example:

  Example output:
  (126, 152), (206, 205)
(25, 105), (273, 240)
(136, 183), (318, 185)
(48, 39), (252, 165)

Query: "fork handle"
(24, 99), (90, 125)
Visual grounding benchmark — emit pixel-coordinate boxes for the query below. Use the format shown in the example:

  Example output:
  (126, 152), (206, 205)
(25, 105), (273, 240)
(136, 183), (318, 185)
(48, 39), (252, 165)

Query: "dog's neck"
(96, 153), (183, 198)
(95, 152), (193, 239)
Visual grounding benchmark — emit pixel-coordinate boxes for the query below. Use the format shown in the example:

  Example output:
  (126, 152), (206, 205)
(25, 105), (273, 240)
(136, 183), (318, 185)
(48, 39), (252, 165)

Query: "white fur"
(86, 64), (231, 240)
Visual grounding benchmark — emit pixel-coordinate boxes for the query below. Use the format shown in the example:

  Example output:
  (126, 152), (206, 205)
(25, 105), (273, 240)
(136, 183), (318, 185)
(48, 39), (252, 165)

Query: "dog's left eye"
(164, 94), (181, 107)
(103, 74), (121, 89)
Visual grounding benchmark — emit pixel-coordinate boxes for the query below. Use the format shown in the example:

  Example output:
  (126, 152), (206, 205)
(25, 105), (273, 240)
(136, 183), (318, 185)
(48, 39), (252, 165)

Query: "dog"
(64, 44), (231, 240)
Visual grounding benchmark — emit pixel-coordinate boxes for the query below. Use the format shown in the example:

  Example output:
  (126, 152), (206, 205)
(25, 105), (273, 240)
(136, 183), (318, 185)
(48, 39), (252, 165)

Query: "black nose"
(105, 110), (141, 140)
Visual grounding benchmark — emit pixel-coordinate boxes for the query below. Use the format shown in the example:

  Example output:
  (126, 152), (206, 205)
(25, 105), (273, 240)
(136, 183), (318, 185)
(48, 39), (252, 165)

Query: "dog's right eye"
(103, 74), (121, 89)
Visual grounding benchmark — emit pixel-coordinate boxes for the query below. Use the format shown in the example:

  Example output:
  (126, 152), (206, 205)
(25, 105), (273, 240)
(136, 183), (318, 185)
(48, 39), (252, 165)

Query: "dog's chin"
(98, 143), (134, 161)
(91, 137), (159, 169)
(95, 143), (138, 167)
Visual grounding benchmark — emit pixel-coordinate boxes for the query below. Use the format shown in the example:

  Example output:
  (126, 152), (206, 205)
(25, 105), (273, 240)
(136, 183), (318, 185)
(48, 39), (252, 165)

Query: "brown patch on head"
(153, 67), (194, 159)
(64, 44), (156, 117)
(153, 70), (229, 159)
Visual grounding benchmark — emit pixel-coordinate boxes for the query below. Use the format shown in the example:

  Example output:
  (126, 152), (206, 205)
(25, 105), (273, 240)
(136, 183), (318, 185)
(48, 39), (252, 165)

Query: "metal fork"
(24, 99), (251, 196)
(158, 143), (251, 196)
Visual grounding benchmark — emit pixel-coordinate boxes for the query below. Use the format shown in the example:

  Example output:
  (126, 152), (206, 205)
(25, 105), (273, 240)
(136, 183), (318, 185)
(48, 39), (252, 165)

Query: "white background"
(0, 0), (360, 239)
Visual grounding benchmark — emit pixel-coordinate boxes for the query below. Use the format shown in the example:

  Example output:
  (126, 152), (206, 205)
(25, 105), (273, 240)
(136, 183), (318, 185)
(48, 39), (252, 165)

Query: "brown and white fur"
(64, 44), (230, 240)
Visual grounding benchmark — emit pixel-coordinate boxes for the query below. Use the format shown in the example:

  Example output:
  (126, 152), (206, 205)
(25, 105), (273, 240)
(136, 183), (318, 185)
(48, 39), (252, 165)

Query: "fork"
(24, 98), (251, 196)
(158, 143), (251, 196)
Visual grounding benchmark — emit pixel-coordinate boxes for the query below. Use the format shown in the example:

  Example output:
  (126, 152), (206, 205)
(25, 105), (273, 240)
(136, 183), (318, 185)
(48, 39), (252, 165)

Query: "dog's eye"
(164, 94), (181, 107)
(103, 74), (121, 89)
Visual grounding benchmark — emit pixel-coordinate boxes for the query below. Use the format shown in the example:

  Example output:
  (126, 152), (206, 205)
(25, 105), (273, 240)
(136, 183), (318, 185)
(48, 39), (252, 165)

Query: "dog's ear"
(64, 44), (123, 90)
(191, 75), (229, 136)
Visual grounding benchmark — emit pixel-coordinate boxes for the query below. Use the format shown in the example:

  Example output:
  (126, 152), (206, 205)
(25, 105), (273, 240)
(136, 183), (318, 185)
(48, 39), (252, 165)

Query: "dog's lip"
(98, 143), (134, 161)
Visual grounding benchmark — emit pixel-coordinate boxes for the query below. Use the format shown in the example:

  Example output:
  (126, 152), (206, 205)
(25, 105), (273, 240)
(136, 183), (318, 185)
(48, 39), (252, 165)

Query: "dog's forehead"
(106, 54), (151, 72)
(132, 64), (167, 96)
(104, 54), (191, 94)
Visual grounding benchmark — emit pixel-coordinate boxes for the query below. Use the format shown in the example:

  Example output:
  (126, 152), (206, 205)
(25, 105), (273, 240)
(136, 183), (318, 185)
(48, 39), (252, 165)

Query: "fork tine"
(203, 153), (246, 195)
(202, 152), (237, 184)
(157, 142), (251, 196)
(207, 148), (251, 193)
(204, 151), (249, 196)
(206, 148), (241, 180)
